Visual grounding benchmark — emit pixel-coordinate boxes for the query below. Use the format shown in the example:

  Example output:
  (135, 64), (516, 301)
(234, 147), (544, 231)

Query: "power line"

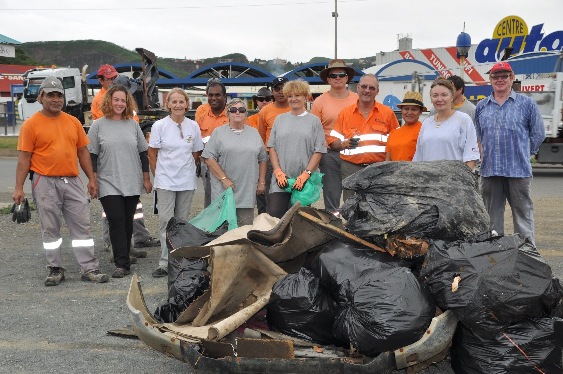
(2, 0), (371, 11)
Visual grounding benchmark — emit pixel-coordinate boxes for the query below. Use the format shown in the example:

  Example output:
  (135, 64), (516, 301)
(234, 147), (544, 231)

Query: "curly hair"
(166, 87), (191, 112)
(100, 85), (138, 120)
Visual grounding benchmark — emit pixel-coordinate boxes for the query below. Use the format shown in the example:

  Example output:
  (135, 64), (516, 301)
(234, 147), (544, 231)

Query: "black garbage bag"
(310, 240), (408, 303)
(451, 317), (563, 374)
(341, 160), (489, 241)
(166, 218), (228, 287)
(420, 235), (559, 339)
(153, 218), (227, 323)
(333, 266), (435, 356)
(267, 268), (337, 345)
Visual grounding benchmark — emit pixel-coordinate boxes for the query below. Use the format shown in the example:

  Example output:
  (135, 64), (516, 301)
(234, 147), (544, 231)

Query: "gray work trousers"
(32, 174), (99, 273)
(319, 149), (342, 212)
(480, 176), (535, 245)
(340, 160), (367, 203)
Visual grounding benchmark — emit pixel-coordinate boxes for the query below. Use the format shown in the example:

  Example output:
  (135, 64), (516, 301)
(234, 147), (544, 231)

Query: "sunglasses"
(328, 73), (348, 79)
(256, 96), (273, 102)
(228, 107), (247, 114)
(359, 84), (378, 92)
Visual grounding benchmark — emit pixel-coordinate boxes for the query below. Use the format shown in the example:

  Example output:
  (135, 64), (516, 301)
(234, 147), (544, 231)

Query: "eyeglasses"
(491, 74), (510, 81)
(104, 76), (116, 81)
(328, 73), (348, 79)
(359, 84), (378, 92)
(228, 107), (247, 114)
(256, 96), (273, 102)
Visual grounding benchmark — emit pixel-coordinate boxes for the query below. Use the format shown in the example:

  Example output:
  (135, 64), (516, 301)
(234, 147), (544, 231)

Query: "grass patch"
(0, 137), (18, 150)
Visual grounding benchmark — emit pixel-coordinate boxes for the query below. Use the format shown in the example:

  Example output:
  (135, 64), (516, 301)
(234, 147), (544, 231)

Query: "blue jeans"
(480, 176), (535, 245)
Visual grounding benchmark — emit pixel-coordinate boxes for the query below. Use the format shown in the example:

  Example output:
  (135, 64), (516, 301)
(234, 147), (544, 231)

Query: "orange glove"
(274, 168), (288, 188)
(292, 170), (311, 191)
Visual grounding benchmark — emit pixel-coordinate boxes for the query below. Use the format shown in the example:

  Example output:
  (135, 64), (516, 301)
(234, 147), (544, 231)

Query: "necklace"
(434, 113), (454, 128)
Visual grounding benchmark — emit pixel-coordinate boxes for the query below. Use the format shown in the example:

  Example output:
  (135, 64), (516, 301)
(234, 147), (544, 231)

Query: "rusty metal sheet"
(236, 338), (294, 359)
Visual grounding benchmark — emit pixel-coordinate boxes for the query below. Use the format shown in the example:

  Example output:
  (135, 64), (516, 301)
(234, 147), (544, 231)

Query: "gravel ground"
(0, 190), (561, 374)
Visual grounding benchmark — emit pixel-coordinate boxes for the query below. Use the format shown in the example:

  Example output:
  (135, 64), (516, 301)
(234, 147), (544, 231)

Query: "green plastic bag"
(189, 187), (238, 232)
(284, 172), (324, 206)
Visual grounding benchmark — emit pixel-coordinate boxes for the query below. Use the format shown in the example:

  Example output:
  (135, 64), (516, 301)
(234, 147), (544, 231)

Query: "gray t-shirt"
(87, 117), (148, 198)
(267, 112), (327, 194)
(202, 125), (268, 208)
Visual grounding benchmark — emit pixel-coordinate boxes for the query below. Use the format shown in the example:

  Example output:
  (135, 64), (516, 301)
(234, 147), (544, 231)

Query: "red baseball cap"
(489, 61), (513, 74)
(97, 64), (118, 79)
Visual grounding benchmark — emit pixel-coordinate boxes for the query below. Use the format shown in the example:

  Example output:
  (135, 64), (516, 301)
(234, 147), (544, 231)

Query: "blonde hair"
(101, 85), (138, 120)
(282, 79), (310, 98)
(166, 88), (191, 112)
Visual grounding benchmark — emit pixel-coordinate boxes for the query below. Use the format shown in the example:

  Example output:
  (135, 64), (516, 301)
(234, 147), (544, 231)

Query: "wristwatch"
(305, 170), (312, 175)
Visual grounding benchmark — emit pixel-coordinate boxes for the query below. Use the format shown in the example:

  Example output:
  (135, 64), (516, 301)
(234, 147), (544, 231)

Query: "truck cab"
(18, 67), (86, 122)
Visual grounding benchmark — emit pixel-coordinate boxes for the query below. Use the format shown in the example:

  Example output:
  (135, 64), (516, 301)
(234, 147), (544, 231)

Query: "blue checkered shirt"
(475, 90), (545, 178)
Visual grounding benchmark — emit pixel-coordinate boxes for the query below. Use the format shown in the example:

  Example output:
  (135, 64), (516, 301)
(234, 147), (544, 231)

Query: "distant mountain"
(7, 40), (375, 77)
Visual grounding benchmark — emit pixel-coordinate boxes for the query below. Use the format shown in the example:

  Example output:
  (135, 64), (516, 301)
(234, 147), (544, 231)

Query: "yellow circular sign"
(493, 15), (528, 39)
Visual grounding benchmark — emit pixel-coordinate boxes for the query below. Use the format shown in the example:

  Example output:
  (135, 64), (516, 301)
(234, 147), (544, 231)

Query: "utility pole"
(332, 0), (338, 58)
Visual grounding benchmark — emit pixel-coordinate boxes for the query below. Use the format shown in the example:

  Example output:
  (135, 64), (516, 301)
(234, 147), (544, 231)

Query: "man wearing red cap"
(91, 64), (118, 120)
(475, 61), (545, 245)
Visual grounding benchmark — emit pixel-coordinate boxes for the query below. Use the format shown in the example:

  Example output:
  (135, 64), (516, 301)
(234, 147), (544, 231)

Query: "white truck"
(18, 66), (89, 123)
(520, 72), (563, 164)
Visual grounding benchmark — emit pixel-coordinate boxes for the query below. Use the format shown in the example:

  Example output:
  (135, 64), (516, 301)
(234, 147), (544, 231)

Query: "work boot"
(45, 267), (65, 286)
(134, 237), (160, 248)
(151, 267), (168, 278)
(81, 269), (109, 283)
(112, 267), (131, 278)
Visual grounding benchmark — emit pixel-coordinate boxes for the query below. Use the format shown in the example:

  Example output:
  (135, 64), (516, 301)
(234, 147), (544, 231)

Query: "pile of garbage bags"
(149, 160), (561, 372)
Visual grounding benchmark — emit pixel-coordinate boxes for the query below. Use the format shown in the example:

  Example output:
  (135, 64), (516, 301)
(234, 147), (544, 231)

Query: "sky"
(1, 0), (562, 63)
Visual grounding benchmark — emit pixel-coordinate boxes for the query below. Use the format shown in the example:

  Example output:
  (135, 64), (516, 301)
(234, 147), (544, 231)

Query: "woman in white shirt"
(148, 88), (204, 278)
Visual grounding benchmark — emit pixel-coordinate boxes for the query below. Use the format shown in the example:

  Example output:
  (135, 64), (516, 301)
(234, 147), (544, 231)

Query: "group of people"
(12, 59), (545, 287)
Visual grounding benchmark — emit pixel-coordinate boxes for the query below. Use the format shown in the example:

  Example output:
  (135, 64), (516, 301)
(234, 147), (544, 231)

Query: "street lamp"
(456, 27), (471, 82)
(332, 0), (338, 58)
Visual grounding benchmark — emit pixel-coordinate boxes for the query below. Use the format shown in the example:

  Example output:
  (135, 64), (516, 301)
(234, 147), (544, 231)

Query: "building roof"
(0, 34), (22, 45)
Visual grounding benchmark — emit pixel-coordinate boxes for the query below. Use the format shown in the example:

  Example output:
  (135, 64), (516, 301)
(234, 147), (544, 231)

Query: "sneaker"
(152, 267), (168, 278)
(45, 267), (65, 286)
(134, 237), (160, 248)
(81, 269), (109, 283)
(112, 267), (131, 278)
(130, 248), (148, 258)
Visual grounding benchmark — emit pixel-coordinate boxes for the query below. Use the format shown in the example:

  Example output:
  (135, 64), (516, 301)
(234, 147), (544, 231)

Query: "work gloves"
(348, 137), (360, 149)
(11, 198), (31, 224)
(292, 171), (311, 191)
(274, 168), (288, 188)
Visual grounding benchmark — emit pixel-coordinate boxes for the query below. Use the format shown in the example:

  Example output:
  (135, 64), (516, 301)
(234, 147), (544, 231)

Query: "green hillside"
(8, 40), (375, 77)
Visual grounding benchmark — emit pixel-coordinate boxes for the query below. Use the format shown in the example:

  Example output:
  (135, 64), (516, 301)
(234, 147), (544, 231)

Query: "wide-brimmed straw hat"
(396, 91), (427, 111)
(319, 59), (356, 83)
